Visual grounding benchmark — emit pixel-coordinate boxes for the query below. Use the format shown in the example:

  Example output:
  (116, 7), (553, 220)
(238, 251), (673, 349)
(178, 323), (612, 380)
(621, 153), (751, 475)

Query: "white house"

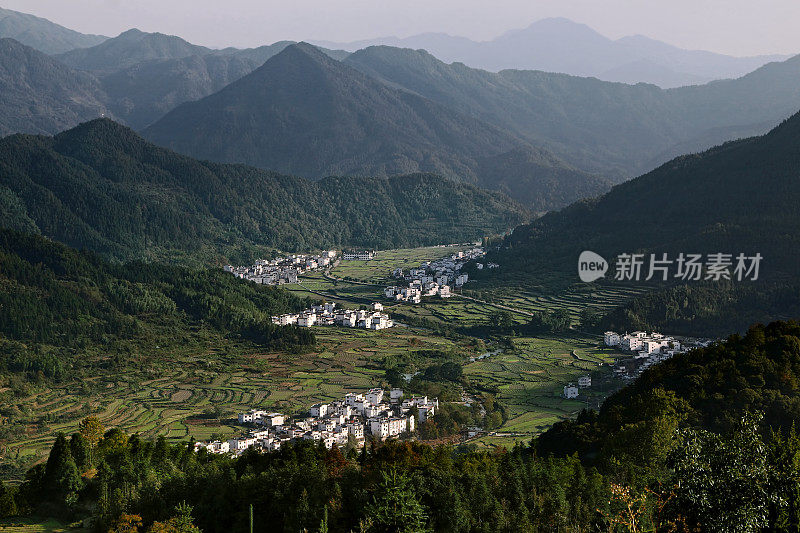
(366, 388), (384, 406)
(604, 331), (621, 346)
(309, 403), (329, 418)
(578, 375), (592, 388)
(563, 384), (579, 399)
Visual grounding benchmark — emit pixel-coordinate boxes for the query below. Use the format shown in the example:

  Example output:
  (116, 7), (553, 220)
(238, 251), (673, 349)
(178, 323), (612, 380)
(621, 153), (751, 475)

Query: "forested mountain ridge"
(0, 7), (107, 54)
(0, 118), (529, 264)
(99, 53), (260, 129)
(345, 45), (800, 178)
(54, 28), (213, 73)
(0, 38), (110, 137)
(478, 110), (800, 335)
(489, 108), (800, 281)
(142, 42), (609, 207)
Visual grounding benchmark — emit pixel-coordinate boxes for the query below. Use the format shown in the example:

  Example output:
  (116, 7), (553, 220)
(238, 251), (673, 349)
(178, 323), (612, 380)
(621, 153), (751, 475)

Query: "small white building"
(578, 375), (592, 388)
(309, 403), (329, 418)
(563, 384), (579, 399)
(604, 331), (621, 346)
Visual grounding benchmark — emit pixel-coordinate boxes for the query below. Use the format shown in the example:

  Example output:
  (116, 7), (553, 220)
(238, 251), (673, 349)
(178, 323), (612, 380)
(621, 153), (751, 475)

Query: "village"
(271, 301), (395, 330)
(384, 247), (488, 303)
(562, 330), (715, 398)
(602, 330), (712, 381)
(194, 388), (438, 455)
(223, 250), (338, 285)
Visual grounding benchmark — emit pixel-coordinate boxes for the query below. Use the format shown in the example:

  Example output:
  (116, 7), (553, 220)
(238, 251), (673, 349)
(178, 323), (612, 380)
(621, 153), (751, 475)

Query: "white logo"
(578, 251), (608, 282)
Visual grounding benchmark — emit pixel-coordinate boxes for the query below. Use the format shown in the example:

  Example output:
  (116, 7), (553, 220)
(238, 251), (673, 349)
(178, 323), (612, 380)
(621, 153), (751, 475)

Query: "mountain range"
(0, 118), (528, 263)
(142, 42), (608, 210)
(2, 7), (800, 212)
(316, 17), (790, 89)
(342, 45), (800, 178)
(0, 6), (107, 54)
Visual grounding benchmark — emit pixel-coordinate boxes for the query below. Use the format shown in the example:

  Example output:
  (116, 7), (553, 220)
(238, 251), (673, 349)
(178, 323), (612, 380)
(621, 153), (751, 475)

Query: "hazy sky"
(3, 0), (798, 56)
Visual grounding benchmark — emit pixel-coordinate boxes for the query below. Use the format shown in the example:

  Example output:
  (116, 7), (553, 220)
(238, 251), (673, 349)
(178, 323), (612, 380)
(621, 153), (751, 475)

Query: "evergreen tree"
(70, 432), (91, 472)
(363, 470), (428, 533)
(43, 433), (82, 503)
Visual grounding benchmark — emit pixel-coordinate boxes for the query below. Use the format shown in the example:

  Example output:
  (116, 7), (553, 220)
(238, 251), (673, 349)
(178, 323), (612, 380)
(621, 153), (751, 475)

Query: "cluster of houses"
(224, 250), (338, 285)
(272, 302), (394, 330)
(384, 248), (484, 303)
(604, 330), (711, 379)
(194, 388), (439, 455)
(563, 375), (592, 398)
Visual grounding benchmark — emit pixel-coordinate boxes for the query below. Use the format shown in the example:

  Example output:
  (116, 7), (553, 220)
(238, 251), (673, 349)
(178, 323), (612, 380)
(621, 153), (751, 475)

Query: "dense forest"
(0, 119), (528, 265)
(0, 229), (315, 381)
(3, 321), (800, 531)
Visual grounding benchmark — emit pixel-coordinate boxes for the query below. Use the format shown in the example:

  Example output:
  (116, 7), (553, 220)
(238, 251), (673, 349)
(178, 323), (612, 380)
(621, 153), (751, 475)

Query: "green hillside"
(480, 110), (800, 334)
(0, 118), (528, 264)
(0, 229), (315, 378)
(0, 38), (110, 137)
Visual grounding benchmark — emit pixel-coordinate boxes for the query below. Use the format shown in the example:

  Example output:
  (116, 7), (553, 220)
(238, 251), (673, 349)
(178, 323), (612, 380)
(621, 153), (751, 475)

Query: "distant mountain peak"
(118, 28), (146, 38)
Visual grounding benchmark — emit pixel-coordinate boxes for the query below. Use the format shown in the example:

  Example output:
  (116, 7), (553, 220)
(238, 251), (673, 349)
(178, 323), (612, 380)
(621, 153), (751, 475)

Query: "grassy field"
(0, 518), (86, 533)
(3, 244), (641, 476)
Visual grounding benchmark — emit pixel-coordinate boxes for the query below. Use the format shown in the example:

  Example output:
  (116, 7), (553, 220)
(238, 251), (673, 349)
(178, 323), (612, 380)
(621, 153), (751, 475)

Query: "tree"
(0, 481), (18, 517)
(364, 470), (428, 533)
(668, 412), (777, 532)
(70, 432), (91, 472)
(148, 502), (201, 533)
(488, 311), (514, 329)
(79, 415), (104, 461)
(43, 433), (82, 502)
(109, 514), (143, 533)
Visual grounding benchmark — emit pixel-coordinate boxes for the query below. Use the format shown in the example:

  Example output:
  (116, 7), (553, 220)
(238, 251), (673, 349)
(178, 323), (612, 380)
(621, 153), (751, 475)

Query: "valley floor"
(3, 245), (636, 475)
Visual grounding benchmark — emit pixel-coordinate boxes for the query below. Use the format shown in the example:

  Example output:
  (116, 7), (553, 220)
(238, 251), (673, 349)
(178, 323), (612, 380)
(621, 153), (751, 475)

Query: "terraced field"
(4, 244), (641, 474)
(464, 334), (625, 447)
(332, 245), (476, 283)
(3, 326), (473, 477)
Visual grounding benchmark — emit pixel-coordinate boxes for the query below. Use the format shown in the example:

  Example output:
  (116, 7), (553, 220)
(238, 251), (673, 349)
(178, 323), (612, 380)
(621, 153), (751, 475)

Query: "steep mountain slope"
(142, 43), (604, 207)
(142, 42), (520, 180)
(345, 46), (800, 177)
(0, 38), (110, 136)
(0, 119), (529, 263)
(0, 7), (107, 54)
(319, 17), (788, 88)
(486, 110), (800, 287)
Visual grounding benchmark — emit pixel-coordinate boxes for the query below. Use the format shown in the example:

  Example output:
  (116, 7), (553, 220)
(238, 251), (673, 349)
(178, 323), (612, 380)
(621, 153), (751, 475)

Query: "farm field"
(3, 244), (642, 478)
(464, 333), (625, 447)
(2, 325), (475, 479)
